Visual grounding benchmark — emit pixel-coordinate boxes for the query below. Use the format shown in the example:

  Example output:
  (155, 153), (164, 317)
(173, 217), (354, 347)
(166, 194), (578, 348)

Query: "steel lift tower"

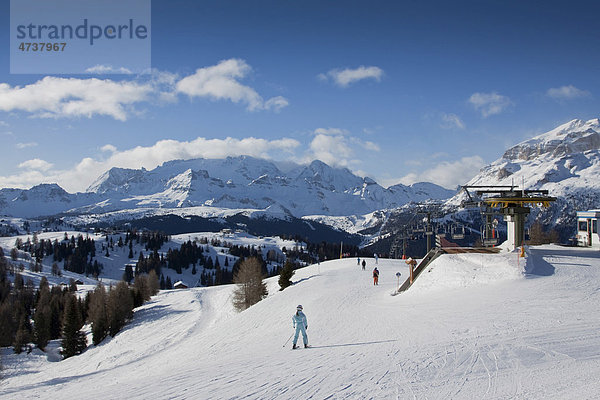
(461, 185), (556, 250)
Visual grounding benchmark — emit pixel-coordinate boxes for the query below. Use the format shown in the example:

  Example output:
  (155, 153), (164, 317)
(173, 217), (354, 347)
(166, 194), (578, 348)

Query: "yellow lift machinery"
(461, 185), (556, 250)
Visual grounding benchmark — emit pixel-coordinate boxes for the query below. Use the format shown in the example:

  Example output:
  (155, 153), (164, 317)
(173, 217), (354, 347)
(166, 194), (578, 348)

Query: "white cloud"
(18, 158), (54, 171)
(362, 126), (383, 135)
(546, 85), (591, 100)
(468, 92), (512, 117)
(176, 59), (288, 112)
(319, 66), (384, 87)
(440, 113), (465, 129)
(0, 169), (55, 189)
(304, 127), (380, 168)
(314, 127), (349, 136)
(85, 65), (133, 74)
(101, 144), (117, 153)
(0, 61), (287, 121)
(309, 133), (354, 167)
(362, 141), (381, 152)
(16, 142), (38, 149)
(0, 136), (301, 192)
(264, 96), (289, 112)
(0, 76), (153, 121)
(0, 121), (8, 127)
(396, 156), (485, 189)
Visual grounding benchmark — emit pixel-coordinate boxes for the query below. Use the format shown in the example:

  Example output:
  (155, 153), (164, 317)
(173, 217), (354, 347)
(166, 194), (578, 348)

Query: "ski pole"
(283, 333), (294, 347)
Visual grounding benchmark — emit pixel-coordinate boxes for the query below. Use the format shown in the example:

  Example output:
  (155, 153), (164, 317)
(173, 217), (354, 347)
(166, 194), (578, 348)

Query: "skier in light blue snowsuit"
(292, 305), (308, 349)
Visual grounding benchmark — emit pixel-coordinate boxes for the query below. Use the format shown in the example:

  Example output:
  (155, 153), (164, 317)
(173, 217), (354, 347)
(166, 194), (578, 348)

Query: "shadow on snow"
(309, 339), (398, 349)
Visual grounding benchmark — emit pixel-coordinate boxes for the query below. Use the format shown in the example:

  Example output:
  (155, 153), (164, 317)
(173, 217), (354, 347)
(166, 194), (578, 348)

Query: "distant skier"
(373, 267), (379, 285)
(292, 305), (308, 349)
(374, 253), (379, 264)
(357, 257), (361, 265)
(361, 259), (366, 270)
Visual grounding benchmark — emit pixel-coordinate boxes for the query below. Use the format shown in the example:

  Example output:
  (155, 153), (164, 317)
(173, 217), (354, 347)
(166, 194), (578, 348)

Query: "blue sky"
(1, 0), (599, 192)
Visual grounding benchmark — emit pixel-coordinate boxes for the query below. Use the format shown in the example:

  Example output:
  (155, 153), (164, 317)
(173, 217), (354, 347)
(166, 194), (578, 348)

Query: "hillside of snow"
(302, 210), (388, 234)
(0, 230), (300, 291)
(3, 246), (600, 399)
(0, 156), (454, 219)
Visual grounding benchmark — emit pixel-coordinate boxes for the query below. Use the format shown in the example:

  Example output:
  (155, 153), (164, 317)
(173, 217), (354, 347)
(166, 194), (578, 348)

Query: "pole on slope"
(283, 333), (294, 348)
(340, 241), (343, 259)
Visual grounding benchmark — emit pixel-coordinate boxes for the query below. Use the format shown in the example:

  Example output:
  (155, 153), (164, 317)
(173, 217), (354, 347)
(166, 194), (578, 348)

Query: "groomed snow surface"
(3, 245), (600, 399)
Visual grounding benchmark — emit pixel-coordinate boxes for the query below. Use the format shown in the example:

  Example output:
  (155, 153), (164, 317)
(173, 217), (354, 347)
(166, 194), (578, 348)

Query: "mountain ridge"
(0, 156), (455, 218)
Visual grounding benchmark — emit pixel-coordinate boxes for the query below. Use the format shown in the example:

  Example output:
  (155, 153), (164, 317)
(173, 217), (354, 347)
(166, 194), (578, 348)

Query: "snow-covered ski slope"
(3, 246), (600, 399)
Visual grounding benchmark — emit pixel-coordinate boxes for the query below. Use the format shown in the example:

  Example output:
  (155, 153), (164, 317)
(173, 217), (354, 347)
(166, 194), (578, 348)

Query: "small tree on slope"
(33, 285), (51, 350)
(88, 283), (108, 346)
(232, 257), (268, 311)
(61, 294), (87, 359)
(107, 281), (133, 337)
(278, 260), (295, 291)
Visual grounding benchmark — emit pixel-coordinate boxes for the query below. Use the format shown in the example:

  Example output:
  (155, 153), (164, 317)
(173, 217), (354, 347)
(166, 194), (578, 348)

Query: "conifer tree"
(61, 294), (87, 359)
(39, 276), (49, 293)
(133, 287), (143, 308)
(13, 317), (30, 354)
(33, 286), (51, 350)
(278, 260), (295, 291)
(49, 287), (63, 339)
(133, 275), (150, 305)
(0, 301), (15, 347)
(214, 266), (222, 285)
(123, 264), (134, 284)
(88, 283), (108, 346)
(107, 281), (133, 337)
(51, 262), (60, 276)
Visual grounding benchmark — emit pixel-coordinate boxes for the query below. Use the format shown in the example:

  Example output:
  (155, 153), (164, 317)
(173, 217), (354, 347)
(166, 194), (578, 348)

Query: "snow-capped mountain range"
(0, 157), (454, 219)
(2, 117), (598, 236)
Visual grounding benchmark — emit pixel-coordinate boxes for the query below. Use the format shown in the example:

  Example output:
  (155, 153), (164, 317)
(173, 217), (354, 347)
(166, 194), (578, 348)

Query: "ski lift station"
(576, 210), (600, 248)
(461, 185), (556, 251)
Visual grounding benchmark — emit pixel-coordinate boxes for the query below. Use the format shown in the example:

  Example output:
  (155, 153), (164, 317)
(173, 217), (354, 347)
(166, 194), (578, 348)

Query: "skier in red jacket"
(373, 267), (379, 285)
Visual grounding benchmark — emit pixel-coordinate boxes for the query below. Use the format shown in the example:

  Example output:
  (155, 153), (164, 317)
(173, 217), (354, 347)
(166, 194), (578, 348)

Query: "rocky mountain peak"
(502, 118), (600, 161)
(87, 167), (147, 194)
